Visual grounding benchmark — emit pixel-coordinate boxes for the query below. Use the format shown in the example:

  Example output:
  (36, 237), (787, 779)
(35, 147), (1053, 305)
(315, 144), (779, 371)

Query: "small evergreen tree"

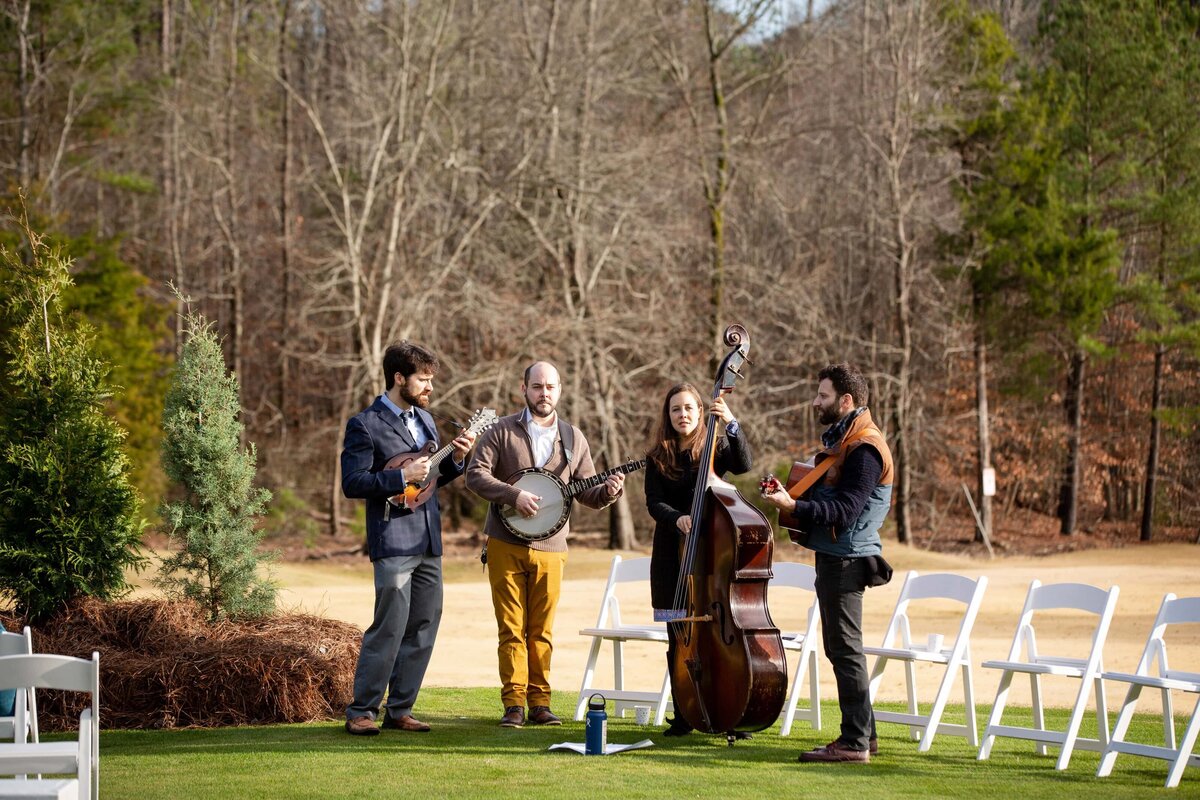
(0, 199), (173, 507)
(156, 309), (276, 622)
(0, 208), (145, 623)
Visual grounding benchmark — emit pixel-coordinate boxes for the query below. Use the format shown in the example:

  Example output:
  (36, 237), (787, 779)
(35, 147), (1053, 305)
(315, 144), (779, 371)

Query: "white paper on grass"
(547, 739), (655, 755)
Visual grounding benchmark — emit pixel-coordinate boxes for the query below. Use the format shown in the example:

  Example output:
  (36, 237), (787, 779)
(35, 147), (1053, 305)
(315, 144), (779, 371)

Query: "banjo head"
(497, 469), (573, 542)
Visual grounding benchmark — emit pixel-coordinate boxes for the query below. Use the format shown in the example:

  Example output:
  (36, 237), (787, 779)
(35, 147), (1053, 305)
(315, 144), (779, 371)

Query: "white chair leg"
(782, 650), (812, 737)
(918, 658), (960, 752)
(654, 667), (671, 726)
(978, 669), (1014, 761)
(808, 650), (822, 731)
(78, 710), (92, 800)
(962, 662), (979, 747)
(1163, 687), (1177, 749)
(1055, 676), (1094, 771)
(904, 660), (921, 741)
(1031, 673), (1048, 757)
(1098, 683), (1143, 778)
(1166, 699), (1200, 788)
(1094, 675), (1109, 748)
(613, 640), (626, 691)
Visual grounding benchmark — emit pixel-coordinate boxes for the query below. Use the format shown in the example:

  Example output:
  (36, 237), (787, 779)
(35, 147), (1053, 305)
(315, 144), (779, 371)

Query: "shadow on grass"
(93, 690), (1190, 800)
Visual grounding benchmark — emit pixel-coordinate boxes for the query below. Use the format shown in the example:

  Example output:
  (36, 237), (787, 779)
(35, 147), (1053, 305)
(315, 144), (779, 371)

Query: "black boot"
(663, 717), (693, 737)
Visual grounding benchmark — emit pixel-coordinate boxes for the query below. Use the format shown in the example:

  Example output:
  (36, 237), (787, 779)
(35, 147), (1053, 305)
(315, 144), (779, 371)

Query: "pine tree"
(0, 201), (172, 506)
(0, 207), (146, 623)
(156, 310), (276, 622)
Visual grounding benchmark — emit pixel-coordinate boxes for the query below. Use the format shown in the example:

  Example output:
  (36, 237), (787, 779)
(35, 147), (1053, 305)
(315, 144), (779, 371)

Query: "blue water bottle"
(585, 693), (607, 755)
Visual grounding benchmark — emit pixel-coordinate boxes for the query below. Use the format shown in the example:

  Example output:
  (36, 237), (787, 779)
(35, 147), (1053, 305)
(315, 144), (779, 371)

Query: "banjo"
(496, 459), (646, 542)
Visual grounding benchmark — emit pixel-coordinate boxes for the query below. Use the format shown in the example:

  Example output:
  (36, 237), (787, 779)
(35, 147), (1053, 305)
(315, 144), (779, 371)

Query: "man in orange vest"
(762, 362), (894, 763)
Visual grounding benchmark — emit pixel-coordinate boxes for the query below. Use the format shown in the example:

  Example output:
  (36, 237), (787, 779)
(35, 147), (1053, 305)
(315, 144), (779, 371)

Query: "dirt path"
(271, 542), (1199, 715)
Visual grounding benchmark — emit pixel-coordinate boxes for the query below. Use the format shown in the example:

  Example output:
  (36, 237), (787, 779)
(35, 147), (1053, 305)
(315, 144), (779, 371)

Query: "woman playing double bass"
(644, 383), (753, 737)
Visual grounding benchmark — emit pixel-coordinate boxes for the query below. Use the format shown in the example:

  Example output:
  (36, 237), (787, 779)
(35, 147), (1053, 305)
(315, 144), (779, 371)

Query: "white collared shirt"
(523, 408), (558, 468)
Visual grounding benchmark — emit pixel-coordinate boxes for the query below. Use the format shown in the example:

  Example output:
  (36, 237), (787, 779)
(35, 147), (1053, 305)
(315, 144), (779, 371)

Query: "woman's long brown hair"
(646, 383), (705, 480)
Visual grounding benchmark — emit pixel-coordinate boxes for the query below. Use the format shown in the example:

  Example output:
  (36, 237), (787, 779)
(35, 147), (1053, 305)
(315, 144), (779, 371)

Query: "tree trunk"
(1058, 348), (1086, 535)
(702, 1), (730, 375)
(223, 4), (245, 401)
(161, 0), (186, 353)
(1140, 343), (1163, 541)
(278, 0), (293, 452)
(16, 0), (32, 188)
(974, 315), (993, 542)
(608, 493), (637, 550)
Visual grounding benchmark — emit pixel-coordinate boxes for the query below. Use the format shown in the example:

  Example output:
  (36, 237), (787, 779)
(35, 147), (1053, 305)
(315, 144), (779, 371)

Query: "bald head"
(522, 361), (561, 422)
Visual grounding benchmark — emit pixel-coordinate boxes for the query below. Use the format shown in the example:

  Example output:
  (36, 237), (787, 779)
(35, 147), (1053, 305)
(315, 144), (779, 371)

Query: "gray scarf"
(821, 406), (867, 451)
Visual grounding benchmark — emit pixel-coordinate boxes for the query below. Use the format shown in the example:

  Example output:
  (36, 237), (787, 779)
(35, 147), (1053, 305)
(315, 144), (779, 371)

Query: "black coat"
(645, 430), (753, 609)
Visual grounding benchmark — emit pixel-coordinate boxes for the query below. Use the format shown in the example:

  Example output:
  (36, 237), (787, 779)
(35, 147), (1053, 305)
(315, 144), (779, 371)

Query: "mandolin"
(385, 408), (498, 511)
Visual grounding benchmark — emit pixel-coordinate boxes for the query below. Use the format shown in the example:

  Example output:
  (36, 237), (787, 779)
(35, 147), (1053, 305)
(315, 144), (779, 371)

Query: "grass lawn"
(90, 688), (1192, 799)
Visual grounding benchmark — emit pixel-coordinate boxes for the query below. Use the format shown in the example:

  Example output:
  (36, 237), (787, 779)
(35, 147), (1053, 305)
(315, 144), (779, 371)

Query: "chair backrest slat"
(0, 654), (95, 693)
(1162, 596), (1200, 627)
(906, 573), (979, 605)
(1030, 582), (1113, 614)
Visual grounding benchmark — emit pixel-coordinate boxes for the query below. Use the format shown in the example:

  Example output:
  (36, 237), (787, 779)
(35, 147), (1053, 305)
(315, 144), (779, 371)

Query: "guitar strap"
(557, 419), (575, 467)
(785, 428), (872, 500)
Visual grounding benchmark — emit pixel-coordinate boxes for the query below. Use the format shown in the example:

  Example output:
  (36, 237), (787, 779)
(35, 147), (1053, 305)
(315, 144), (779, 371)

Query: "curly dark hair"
(382, 341), (440, 390)
(818, 362), (868, 407)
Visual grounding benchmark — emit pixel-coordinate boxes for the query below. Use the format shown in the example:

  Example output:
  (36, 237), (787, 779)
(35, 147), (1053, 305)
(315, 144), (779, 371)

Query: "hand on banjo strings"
(515, 490), (541, 518)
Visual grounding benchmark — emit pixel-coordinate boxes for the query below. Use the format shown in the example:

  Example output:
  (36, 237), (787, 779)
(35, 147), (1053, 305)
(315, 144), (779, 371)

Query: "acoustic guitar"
(760, 461), (819, 541)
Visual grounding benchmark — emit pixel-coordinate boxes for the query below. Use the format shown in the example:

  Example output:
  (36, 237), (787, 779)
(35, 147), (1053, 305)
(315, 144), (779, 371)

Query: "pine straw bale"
(6, 597), (360, 730)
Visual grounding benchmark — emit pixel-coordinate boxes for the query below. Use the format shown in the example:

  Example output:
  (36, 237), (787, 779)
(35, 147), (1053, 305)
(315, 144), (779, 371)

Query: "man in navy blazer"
(342, 341), (475, 735)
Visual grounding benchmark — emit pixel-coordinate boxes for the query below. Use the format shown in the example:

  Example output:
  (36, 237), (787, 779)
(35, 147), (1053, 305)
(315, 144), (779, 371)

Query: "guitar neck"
(565, 461), (643, 498)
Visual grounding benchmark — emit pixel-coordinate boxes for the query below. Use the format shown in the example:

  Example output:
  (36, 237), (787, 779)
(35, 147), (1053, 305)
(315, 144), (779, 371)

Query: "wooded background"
(2, 0), (1197, 549)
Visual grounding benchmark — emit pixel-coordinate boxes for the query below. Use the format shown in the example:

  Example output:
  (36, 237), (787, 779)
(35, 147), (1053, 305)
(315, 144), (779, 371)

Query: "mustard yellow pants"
(486, 537), (568, 709)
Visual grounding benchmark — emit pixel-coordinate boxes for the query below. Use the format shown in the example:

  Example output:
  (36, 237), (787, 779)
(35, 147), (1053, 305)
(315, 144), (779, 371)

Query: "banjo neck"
(564, 459), (646, 499)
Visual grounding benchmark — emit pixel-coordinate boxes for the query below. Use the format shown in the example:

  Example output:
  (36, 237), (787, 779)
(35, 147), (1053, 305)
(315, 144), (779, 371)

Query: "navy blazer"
(341, 397), (465, 560)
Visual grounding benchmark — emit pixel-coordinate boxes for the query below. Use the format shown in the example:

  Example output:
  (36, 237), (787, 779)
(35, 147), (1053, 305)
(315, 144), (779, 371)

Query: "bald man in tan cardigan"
(466, 361), (624, 728)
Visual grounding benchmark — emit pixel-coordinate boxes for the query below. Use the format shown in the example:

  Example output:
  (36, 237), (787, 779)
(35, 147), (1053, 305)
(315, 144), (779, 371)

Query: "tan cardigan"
(465, 410), (618, 551)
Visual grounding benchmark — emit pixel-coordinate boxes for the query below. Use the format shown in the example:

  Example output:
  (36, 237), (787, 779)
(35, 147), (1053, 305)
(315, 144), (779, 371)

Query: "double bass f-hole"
(710, 601), (734, 646)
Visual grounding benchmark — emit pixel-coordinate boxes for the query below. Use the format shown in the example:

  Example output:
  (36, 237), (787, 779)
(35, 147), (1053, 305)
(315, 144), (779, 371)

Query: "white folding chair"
(1097, 594), (1200, 788)
(977, 580), (1119, 770)
(0, 652), (99, 800)
(574, 556), (673, 725)
(770, 562), (821, 735)
(865, 571), (988, 750)
(0, 627), (38, 745)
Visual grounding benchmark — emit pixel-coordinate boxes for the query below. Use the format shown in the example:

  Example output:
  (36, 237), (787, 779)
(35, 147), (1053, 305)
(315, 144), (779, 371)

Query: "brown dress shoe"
(528, 706), (562, 726)
(797, 740), (870, 763)
(499, 706), (525, 728)
(345, 715), (380, 736)
(381, 714), (431, 732)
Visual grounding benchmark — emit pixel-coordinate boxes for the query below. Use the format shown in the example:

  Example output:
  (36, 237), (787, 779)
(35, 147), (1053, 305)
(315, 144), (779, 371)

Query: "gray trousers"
(346, 553), (442, 720)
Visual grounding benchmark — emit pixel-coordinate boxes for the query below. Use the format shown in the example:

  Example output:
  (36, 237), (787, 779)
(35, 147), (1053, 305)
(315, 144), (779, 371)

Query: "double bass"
(664, 324), (787, 743)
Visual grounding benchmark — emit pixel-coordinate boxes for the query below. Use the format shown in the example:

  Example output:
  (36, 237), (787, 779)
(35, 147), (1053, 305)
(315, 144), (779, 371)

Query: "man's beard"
(526, 396), (555, 420)
(400, 385), (431, 409)
(816, 404), (841, 426)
